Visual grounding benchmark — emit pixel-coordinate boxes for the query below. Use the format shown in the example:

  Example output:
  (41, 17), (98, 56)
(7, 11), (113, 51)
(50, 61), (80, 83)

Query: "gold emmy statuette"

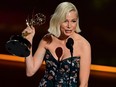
(5, 13), (46, 57)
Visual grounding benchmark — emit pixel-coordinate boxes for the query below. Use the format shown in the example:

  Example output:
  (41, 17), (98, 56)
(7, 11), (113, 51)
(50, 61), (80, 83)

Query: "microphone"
(66, 38), (74, 57)
(66, 38), (74, 87)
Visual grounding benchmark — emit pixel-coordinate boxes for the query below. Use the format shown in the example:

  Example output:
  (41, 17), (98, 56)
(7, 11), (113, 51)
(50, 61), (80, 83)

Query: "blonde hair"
(48, 2), (81, 37)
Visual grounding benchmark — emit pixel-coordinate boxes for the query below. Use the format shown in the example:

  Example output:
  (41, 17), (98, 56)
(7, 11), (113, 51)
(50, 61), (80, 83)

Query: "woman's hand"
(22, 26), (35, 43)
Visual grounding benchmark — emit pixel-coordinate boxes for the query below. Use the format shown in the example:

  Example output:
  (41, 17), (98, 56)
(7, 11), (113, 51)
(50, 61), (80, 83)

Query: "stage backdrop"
(0, 0), (116, 67)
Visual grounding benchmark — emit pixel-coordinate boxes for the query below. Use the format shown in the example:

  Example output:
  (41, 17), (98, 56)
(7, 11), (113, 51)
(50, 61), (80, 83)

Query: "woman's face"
(60, 11), (77, 37)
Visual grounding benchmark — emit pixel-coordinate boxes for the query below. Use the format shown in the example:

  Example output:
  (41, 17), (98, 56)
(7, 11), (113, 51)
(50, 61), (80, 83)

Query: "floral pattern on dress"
(39, 50), (80, 87)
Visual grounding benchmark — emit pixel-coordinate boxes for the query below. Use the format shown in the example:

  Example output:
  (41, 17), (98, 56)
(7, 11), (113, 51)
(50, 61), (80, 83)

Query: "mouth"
(65, 30), (72, 33)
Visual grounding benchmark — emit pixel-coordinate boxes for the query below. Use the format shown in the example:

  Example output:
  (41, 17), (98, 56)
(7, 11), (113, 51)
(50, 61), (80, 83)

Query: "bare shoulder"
(76, 33), (91, 49)
(38, 33), (53, 49)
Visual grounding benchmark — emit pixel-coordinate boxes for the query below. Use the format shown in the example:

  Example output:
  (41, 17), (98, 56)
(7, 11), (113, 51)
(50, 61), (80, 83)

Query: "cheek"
(60, 24), (66, 28)
(60, 26), (64, 32)
(60, 28), (65, 33)
(72, 24), (77, 30)
(60, 24), (66, 31)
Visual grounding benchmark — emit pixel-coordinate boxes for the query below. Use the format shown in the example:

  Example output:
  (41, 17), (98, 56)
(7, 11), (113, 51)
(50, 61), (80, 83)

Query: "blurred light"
(0, 54), (24, 62)
(91, 64), (116, 73)
(0, 54), (116, 73)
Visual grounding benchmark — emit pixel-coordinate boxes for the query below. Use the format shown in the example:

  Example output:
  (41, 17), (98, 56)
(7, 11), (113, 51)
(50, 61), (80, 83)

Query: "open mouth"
(65, 30), (72, 33)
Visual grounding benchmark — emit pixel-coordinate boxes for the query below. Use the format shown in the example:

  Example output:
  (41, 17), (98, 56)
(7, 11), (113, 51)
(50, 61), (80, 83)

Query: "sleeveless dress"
(39, 50), (80, 87)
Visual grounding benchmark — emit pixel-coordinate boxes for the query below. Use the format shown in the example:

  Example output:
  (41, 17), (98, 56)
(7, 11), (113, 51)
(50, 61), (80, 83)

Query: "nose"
(67, 22), (71, 28)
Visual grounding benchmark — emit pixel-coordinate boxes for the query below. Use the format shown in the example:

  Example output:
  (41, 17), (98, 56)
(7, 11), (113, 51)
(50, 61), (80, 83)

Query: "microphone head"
(66, 38), (74, 50)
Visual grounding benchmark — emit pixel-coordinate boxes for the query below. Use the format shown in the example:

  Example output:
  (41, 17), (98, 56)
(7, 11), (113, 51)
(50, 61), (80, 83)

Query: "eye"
(72, 20), (77, 22)
(64, 20), (68, 22)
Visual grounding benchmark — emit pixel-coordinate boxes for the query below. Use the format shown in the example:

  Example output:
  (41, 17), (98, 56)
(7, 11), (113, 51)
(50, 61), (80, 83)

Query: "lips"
(65, 30), (72, 33)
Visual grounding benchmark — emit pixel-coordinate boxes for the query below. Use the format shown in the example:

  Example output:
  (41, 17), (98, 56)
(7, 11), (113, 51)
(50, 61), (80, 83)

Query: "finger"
(22, 27), (31, 35)
(30, 26), (35, 30)
(26, 20), (30, 27)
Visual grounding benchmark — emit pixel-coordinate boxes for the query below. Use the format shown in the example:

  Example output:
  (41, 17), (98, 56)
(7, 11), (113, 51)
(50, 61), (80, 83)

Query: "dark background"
(0, 0), (116, 67)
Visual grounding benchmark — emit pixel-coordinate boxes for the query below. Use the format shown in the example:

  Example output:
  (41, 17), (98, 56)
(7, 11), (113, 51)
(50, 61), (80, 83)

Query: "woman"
(23, 2), (91, 87)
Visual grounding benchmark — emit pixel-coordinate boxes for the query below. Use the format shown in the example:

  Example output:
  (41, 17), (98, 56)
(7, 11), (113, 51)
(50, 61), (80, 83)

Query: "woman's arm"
(22, 26), (47, 77)
(25, 39), (46, 77)
(79, 40), (91, 87)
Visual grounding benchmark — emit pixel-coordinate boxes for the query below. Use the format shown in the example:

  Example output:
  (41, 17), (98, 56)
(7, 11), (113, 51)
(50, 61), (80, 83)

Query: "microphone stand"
(68, 47), (73, 87)
(66, 38), (74, 87)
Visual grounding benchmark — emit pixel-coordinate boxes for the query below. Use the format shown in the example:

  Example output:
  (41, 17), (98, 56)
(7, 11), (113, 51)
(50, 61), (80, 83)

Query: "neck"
(58, 33), (70, 40)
